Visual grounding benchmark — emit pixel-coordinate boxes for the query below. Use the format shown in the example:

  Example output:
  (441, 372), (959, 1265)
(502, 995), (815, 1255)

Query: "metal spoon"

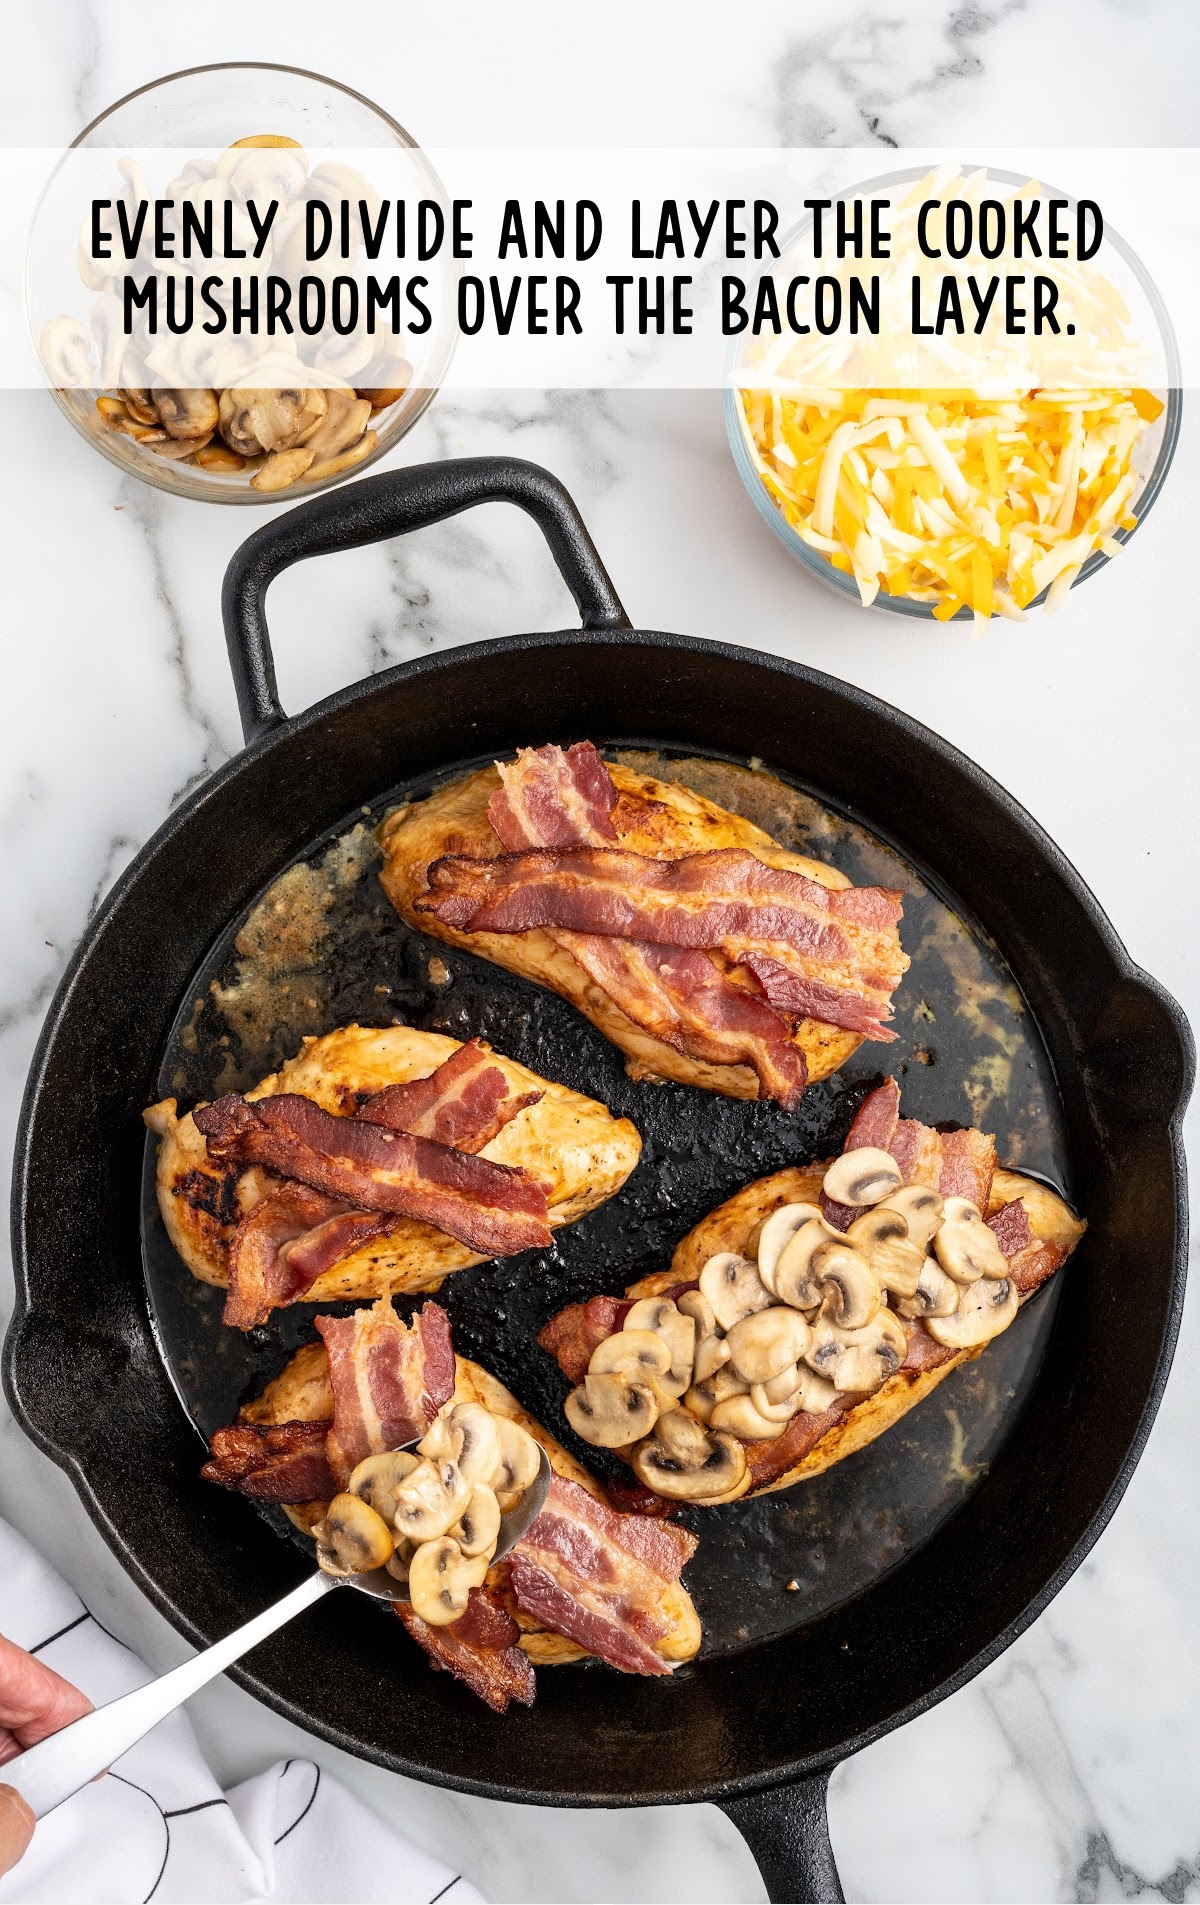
(3, 1447), (551, 1820)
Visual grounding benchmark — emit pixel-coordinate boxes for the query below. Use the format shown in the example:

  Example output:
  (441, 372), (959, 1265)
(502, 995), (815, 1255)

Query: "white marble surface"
(2, 3), (1198, 1900)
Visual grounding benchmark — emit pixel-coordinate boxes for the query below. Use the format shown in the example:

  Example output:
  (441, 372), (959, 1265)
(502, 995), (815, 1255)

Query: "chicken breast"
(145, 1024), (641, 1304)
(379, 761), (867, 1099)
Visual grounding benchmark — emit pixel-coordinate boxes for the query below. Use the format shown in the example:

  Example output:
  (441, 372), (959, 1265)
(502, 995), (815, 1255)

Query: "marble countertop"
(2, 3), (1197, 1899)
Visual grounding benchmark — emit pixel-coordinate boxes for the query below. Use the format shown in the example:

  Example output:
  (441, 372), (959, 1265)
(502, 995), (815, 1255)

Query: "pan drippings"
(142, 744), (1070, 1660)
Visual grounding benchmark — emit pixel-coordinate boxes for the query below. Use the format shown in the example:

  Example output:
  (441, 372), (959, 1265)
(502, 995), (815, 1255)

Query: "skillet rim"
(5, 626), (1193, 1806)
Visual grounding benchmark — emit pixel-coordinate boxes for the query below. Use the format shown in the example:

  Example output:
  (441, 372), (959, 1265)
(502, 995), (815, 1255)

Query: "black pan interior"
(142, 744), (1071, 1658)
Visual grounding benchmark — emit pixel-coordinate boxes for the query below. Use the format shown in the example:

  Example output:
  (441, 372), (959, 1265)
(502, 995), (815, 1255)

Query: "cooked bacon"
(449, 1586), (522, 1652)
(742, 1402), (847, 1489)
(194, 1092), (551, 1257)
(536, 1294), (633, 1384)
(201, 1420), (335, 1503)
(360, 1038), (542, 1150)
(604, 1476), (686, 1519)
(488, 742), (619, 850)
(987, 1198), (1033, 1257)
(737, 952), (898, 1041)
(395, 1600), (536, 1713)
(316, 1298), (455, 1487)
(223, 1183), (350, 1330)
(509, 1475), (697, 1677)
(822, 1081), (997, 1230)
(480, 744), (811, 1108)
(562, 936), (809, 1109)
(1006, 1237), (1067, 1296)
(900, 1326), (958, 1374)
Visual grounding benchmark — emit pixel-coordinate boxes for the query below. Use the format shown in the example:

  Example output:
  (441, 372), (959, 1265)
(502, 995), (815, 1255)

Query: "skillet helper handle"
(718, 1772), (844, 1904)
(1, 1571), (334, 1821)
(221, 455), (632, 743)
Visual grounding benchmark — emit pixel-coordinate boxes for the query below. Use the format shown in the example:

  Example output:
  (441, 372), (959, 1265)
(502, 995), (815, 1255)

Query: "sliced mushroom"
(710, 1392), (790, 1440)
(698, 1252), (775, 1331)
(154, 388), (220, 441)
(390, 1455), (472, 1544)
(192, 441), (248, 473)
(121, 388), (160, 426)
(631, 1408), (749, 1502)
(761, 1363), (802, 1405)
(302, 429), (378, 484)
(316, 1492), (395, 1576)
(927, 1275), (1019, 1348)
(822, 1146), (904, 1209)
(845, 1207), (925, 1299)
(296, 388), (372, 463)
(677, 1289), (717, 1337)
(249, 446), (318, 491)
(748, 1379), (802, 1423)
(724, 1306), (811, 1384)
(622, 1298), (696, 1398)
(755, 1202), (824, 1294)
(693, 1333), (731, 1383)
(40, 316), (94, 388)
(565, 1372), (659, 1448)
(347, 1448), (421, 1521)
(419, 1403), (502, 1486)
(934, 1199), (1010, 1283)
(805, 1307), (908, 1394)
(878, 1183), (945, 1250)
(677, 1288), (727, 1380)
(450, 1484), (502, 1559)
(489, 1416), (542, 1496)
(407, 1535), (489, 1626)
(356, 357), (413, 409)
(589, 1327), (673, 1397)
(792, 1367), (841, 1415)
(773, 1217), (840, 1311)
(895, 1258), (960, 1319)
(683, 1366), (750, 1424)
(810, 1242), (881, 1328)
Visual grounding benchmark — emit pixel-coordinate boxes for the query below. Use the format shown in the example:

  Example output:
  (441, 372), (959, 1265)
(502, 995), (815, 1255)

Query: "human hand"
(0, 1632), (92, 1875)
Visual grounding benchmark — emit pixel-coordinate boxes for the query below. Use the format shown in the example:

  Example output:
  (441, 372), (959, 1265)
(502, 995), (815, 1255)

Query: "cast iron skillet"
(6, 458), (1192, 1902)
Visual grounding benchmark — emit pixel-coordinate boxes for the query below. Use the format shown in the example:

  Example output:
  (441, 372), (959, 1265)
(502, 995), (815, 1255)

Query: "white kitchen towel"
(0, 1517), (483, 1905)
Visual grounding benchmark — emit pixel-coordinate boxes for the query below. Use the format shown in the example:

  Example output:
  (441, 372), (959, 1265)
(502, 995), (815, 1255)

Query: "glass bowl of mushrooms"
(25, 64), (457, 502)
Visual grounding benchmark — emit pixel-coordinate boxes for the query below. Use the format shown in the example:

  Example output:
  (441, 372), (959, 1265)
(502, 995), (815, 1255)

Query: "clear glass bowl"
(724, 164), (1182, 619)
(25, 63), (457, 504)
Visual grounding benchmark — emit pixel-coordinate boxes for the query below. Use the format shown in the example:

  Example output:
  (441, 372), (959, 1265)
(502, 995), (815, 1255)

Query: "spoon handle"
(2, 1571), (334, 1820)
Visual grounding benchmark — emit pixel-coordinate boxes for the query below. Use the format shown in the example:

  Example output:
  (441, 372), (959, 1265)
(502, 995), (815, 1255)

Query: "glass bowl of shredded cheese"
(727, 167), (1180, 623)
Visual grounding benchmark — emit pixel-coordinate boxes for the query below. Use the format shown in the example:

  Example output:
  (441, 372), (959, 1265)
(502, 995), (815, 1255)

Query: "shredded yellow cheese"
(739, 384), (1163, 618)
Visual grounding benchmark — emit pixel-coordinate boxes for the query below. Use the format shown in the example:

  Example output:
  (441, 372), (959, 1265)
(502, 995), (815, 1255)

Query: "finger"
(0, 1785), (34, 1878)
(0, 1731), (16, 1766)
(0, 1636), (92, 1748)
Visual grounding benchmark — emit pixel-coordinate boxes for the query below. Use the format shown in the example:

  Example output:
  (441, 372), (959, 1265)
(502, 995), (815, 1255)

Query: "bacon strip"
(216, 1039), (543, 1329)
(479, 744), (811, 1108)
(195, 1091), (551, 1259)
(509, 1475), (697, 1676)
(394, 1590), (536, 1714)
(737, 952), (898, 1042)
(536, 1294), (633, 1384)
(316, 1298), (455, 1487)
(822, 1080), (996, 1230)
(201, 1420), (336, 1503)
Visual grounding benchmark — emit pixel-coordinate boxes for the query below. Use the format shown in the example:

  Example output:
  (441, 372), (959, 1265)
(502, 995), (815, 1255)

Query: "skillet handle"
(717, 1772), (844, 1904)
(221, 456), (632, 743)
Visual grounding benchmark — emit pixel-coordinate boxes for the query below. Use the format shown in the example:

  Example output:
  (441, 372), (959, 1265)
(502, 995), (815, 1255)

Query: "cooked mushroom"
(677, 1288), (728, 1380)
(810, 1242), (881, 1328)
(760, 1363), (801, 1404)
(927, 1274), (1019, 1348)
(622, 1298), (697, 1398)
(216, 138), (309, 208)
(683, 1366), (750, 1424)
(565, 1372), (659, 1448)
(934, 1198), (1010, 1283)
(631, 1408), (749, 1502)
(303, 432), (378, 484)
(693, 1332), (731, 1382)
(489, 1416), (542, 1496)
(356, 356), (413, 409)
(748, 1379), (801, 1423)
(698, 1252), (774, 1331)
(40, 316), (94, 388)
(450, 1484), (502, 1559)
(724, 1306), (811, 1384)
(878, 1183), (945, 1250)
(710, 1391), (790, 1439)
(419, 1403), (502, 1486)
(347, 1447), (420, 1521)
(821, 1146), (904, 1209)
(294, 388), (372, 464)
(250, 446), (317, 491)
(390, 1455), (472, 1544)
(677, 1289), (717, 1337)
(316, 1492), (395, 1576)
(895, 1258), (960, 1319)
(773, 1217), (840, 1311)
(153, 388), (220, 441)
(845, 1207), (925, 1299)
(755, 1202), (824, 1294)
(805, 1307), (908, 1394)
(792, 1367), (841, 1415)
(589, 1327), (673, 1398)
(407, 1535), (489, 1626)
